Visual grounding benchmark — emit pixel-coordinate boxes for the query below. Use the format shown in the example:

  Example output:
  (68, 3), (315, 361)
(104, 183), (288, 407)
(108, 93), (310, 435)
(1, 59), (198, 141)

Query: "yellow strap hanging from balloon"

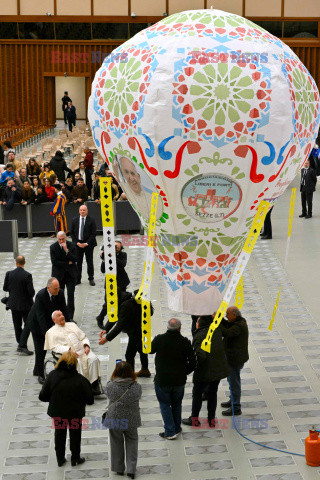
(268, 285), (282, 331)
(100, 177), (118, 322)
(269, 187), (296, 331)
(284, 187), (296, 268)
(136, 192), (158, 354)
(235, 275), (244, 309)
(201, 200), (270, 353)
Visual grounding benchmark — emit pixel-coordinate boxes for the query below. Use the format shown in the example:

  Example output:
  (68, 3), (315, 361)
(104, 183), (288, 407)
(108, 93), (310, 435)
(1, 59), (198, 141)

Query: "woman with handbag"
(103, 361), (142, 479)
(39, 350), (94, 467)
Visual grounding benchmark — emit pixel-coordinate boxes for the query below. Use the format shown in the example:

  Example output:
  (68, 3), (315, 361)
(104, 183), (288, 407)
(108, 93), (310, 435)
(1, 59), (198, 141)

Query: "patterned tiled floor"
(1, 177), (320, 479)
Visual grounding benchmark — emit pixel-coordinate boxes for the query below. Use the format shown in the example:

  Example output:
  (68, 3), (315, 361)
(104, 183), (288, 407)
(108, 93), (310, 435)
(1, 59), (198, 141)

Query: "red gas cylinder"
(305, 427), (320, 466)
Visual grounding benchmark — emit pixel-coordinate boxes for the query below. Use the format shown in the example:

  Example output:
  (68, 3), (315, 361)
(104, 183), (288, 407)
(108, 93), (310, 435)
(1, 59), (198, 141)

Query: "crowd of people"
(0, 144), (125, 212)
(2, 233), (249, 478)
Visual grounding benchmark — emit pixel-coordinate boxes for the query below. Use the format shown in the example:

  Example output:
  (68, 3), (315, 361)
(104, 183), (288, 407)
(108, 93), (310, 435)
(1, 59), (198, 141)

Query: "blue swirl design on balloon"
(158, 136), (174, 160)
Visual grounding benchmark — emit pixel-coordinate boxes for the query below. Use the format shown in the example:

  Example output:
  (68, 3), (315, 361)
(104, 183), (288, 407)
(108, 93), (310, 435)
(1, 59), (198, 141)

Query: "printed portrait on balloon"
(113, 154), (163, 221)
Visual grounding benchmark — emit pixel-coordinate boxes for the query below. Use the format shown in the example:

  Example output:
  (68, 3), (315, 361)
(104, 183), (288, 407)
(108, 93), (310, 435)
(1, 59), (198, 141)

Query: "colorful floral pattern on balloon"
(172, 51), (272, 146)
(280, 53), (320, 147)
(158, 250), (238, 294)
(93, 45), (165, 139)
(146, 11), (284, 49)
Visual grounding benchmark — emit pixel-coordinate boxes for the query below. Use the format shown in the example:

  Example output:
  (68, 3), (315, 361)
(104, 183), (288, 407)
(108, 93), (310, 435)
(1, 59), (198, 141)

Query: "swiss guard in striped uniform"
(50, 184), (67, 233)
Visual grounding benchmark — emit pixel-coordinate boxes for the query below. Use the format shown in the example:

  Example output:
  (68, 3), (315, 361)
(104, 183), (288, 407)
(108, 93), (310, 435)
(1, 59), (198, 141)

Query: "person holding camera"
(96, 240), (130, 329)
(3, 255), (35, 355)
(103, 361), (141, 479)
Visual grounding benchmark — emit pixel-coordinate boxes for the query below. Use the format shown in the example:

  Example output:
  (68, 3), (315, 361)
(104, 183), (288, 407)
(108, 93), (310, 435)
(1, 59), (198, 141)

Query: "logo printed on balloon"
(181, 174), (242, 223)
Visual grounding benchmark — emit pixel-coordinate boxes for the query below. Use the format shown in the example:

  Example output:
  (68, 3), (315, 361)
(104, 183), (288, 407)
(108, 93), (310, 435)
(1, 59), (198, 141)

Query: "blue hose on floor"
(228, 379), (305, 457)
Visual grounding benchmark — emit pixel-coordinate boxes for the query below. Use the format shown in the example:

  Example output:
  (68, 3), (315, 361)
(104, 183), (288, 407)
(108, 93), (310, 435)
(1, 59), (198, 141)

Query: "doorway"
(55, 77), (86, 121)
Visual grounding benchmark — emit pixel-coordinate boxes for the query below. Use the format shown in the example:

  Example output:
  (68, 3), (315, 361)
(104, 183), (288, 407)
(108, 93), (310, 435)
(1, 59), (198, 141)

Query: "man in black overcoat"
(220, 306), (249, 416)
(3, 255), (35, 355)
(299, 159), (317, 219)
(28, 277), (69, 384)
(50, 231), (78, 321)
(61, 91), (72, 124)
(99, 291), (153, 377)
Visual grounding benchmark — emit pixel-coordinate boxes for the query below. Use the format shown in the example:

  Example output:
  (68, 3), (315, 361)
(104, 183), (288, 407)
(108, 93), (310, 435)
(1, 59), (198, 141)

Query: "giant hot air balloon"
(88, 9), (320, 315)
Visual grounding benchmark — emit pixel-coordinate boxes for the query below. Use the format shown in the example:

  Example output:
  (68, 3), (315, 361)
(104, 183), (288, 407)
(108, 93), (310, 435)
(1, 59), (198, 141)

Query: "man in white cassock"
(45, 310), (102, 395)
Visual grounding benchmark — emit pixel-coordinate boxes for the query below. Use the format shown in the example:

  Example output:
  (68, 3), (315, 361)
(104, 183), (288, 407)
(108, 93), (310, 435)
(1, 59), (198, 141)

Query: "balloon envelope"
(89, 9), (320, 314)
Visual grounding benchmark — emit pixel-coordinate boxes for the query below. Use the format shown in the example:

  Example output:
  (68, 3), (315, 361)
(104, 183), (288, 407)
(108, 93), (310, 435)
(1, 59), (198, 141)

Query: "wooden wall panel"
(0, 41), (121, 127)
(0, 40), (320, 130)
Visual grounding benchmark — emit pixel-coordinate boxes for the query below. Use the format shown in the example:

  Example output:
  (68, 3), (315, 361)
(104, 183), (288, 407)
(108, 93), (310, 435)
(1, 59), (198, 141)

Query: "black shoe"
(89, 280), (95, 286)
(208, 418), (218, 428)
(17, 346), (33, 355)
(71, 457), (85, 466)
(182, 417), (201, 427)
(127, 475), (135, 479)
(76, 281), (81, 285)
(57, 458), (67, 467)
(222, 407), (242, 416)
(305, 215), (312, 219)
(299, 213), (306, 217)
(175, 428), (182, 435)
(96, 316), (104, 330)
(221, 400), (231, 408)
(38, 376), (45, 385)
(261, 235), (272, 240)
(159, 432), (177, 439)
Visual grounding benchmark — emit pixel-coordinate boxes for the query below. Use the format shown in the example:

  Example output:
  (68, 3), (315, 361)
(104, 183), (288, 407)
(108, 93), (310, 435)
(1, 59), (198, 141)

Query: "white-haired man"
(114, 156), (162, 220)
(45, 310), (102, 395)
(50, 231), (78, 321)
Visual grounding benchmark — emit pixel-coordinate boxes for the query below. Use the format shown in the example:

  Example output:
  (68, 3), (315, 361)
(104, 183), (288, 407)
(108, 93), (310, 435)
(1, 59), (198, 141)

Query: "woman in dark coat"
(39, 350), (94, 467)
(50, 151), (72, 182)
(182, 315), (230, 428)
(104, 361), (142, 479)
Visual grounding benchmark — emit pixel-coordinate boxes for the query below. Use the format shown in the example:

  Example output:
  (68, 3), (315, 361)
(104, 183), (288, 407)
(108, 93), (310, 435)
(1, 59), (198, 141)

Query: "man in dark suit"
(66, 101), (76, 132)
(299, 159), (317, 219)
(70, 204), (97, 286)
(61, 91), (72, 124)
(50, 231), (78, 321)
(28, 277), (69, 384)
(3, 255), (34, 355)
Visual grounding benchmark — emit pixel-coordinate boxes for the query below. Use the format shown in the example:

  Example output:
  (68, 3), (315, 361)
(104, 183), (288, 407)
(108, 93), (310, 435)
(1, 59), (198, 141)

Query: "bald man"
(70, 205), (97, 286)
(27, 277), (69, 384)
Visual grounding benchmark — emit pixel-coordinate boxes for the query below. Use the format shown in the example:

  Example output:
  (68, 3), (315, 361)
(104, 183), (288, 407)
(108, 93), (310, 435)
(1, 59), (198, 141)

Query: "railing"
(0, 200), (143, 237)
